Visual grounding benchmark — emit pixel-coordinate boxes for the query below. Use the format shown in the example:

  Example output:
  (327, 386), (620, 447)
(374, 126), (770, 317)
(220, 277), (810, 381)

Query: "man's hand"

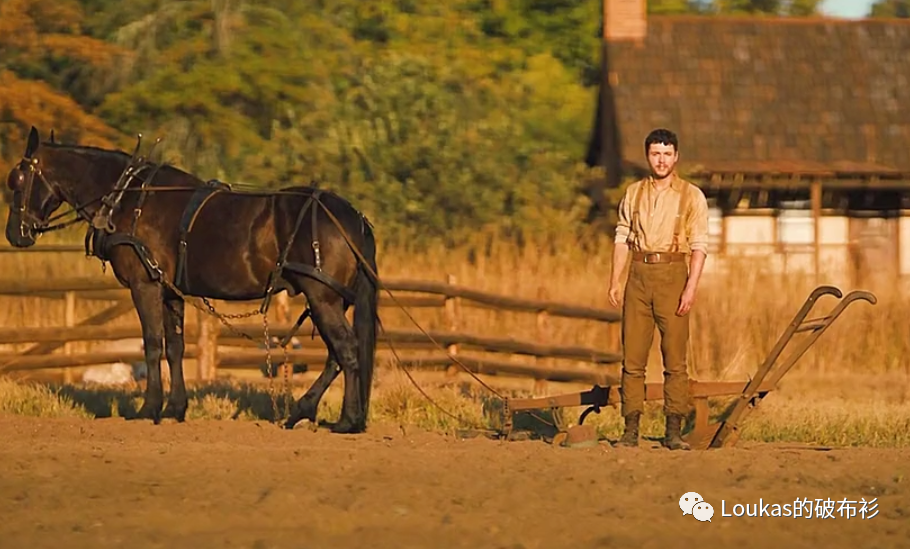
(676, 286), (696, 316)
(609, 283), (623, 308)
(676, 250), (706, 317)
(609, 243), (630, 309)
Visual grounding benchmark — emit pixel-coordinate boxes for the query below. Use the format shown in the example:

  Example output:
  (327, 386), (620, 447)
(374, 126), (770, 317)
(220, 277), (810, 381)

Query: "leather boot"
(617, 411), (641, 447)
(663, 414), (691, 451)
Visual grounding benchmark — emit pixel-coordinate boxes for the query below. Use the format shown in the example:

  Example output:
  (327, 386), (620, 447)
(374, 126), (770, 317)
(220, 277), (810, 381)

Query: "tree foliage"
(869, 0), (910, 17)
(0, 0), (127, 159)
(0, 0), (832, 247)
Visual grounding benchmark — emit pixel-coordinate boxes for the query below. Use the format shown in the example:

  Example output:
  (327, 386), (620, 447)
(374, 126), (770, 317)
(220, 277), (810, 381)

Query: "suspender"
(671, 182), (690, 253)
(627, 179), (690, 253)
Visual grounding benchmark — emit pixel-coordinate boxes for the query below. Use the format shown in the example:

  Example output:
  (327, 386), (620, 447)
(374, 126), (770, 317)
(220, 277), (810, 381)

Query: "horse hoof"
(136, 402), (163, 424)
(162, 403), (187, 423)
(285, 402), (317, 430)
(331, 418), (365, 434)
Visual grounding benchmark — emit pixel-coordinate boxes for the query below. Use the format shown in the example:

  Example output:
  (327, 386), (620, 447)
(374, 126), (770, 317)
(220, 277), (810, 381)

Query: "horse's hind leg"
(285, 352), (342, 429)
(129, 281), (167, 424)
(162, 296), (188, 422)
(295, 290), (365, 434)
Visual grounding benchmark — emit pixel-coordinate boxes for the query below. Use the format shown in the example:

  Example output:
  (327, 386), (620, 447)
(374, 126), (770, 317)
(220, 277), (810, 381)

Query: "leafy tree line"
(0, 0), (904, 249)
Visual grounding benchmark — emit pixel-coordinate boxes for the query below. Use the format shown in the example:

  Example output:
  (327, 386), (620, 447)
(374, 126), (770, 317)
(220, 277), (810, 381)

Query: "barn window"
(707, 204), (724, 253)
(777, 199), (814, 248)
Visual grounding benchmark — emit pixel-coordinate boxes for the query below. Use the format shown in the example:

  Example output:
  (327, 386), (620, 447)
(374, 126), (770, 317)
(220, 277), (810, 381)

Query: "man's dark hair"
(644, 128), (678, 154)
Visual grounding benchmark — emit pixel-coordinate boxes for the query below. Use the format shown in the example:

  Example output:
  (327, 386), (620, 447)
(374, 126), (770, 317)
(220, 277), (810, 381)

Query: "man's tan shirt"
(614, 173), (710, 255)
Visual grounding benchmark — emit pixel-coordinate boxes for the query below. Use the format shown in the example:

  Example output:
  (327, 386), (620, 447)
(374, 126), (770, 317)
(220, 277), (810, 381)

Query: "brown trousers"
(621, 260), (690, 417)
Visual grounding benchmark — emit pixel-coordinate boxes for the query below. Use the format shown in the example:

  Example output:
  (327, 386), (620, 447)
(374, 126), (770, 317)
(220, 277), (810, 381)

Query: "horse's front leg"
(130, 281), (167, 424)
(162, 295), (188, 422)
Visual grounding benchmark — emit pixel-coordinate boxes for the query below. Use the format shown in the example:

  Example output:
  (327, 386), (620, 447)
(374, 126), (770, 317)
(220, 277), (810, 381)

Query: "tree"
(0, 0), (126, 161)
(707, 0), (821, 14)
(869, 0), (910, 17)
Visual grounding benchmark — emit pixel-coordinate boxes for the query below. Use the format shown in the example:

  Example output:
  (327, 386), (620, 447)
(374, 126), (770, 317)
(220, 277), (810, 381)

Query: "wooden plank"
(0, 350), (179, 372)
(396, 356), (619, 385)
(13, 300), (136, 357)
(382, 279), (621, 321)
(0, 277), (619, 322)
(0, 348), (329, 372)
(0, 245), (87, 253)
(506, 379), (777, 412)
(0, 324), (620, 364)
(0, 277), (122, 295)
(376, 329), (621, 363)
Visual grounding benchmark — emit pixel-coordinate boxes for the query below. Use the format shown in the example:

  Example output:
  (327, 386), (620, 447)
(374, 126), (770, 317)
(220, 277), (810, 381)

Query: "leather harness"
(83, 161), (357, 312)
(627, 178), (690, 264)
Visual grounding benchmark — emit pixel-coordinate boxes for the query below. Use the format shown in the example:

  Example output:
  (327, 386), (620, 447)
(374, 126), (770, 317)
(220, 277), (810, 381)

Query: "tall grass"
(0, 228), (901, 378)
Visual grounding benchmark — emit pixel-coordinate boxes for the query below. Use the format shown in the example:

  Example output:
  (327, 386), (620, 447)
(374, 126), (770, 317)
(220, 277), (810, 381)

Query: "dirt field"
(1, 415), (908, 549)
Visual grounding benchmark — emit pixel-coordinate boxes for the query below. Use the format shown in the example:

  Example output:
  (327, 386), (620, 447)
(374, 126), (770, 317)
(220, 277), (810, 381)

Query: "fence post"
(534, 285), (549, 396)
(62, 291), (76, 384)
(196, 305), (219, 381)
(444, 273), (460, 378)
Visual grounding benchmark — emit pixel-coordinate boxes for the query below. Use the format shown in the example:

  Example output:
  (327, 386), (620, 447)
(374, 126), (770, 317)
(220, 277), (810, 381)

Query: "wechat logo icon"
(679, 492), (714, 523)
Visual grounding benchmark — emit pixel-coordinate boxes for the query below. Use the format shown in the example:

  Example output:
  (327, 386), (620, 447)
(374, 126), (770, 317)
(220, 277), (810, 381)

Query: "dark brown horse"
(4, 126), (379, 433)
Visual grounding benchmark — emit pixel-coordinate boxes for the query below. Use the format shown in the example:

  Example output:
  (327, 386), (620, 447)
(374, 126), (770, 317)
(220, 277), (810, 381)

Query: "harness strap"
(128, 162), (166, 235)
(85, 229), (162, 282)
(671, 182), (690, 254)
(174, 180), (231, 291)
(627, 180), (647, 251)
(259, 189), (321, 315)
(281, 261), (357, 304)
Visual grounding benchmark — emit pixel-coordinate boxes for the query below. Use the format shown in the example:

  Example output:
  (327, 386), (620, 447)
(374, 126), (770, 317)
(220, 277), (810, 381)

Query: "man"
(608, 128), (709, 451)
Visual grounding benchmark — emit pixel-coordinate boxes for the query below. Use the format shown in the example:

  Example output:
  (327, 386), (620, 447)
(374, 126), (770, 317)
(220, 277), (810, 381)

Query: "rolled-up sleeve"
(614, 185), (634, 245)
(687, 186), (710, 254)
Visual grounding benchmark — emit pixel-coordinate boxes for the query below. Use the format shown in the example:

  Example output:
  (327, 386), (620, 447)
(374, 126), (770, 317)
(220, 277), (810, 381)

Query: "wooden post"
(444, 274), (459, 378)
(534, 285), (550, 396)
(196, 305), (218, 381)
(62, 291), (75, 384)
(810, 179), (823, 374)
(811, 179), (822, 285)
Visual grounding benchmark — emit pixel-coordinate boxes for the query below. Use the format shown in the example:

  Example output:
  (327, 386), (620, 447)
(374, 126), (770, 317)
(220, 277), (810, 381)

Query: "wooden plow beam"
(500, 285), (877, 450)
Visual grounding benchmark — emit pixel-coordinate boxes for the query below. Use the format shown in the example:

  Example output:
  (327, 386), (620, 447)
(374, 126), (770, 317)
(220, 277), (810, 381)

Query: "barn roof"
(585, 16), (910, 181)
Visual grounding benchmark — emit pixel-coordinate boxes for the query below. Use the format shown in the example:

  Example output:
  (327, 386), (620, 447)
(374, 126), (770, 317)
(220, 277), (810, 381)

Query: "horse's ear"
(25, 126), (39, 158)
(50, 129), (55, 144)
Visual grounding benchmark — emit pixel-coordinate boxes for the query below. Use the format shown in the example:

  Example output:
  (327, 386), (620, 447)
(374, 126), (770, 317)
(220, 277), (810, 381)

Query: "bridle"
(11, 155), (100, 238)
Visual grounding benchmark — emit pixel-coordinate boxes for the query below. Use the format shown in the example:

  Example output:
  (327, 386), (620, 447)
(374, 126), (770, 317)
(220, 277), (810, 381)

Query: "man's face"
(647, 143), (678, 179)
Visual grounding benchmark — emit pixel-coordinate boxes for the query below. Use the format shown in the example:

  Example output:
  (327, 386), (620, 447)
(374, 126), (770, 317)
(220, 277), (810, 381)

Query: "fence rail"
(0, 246), (622, 386)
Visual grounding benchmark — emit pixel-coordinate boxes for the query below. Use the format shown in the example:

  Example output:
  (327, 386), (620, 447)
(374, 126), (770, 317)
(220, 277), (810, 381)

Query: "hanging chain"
(155, 274), (291, 422)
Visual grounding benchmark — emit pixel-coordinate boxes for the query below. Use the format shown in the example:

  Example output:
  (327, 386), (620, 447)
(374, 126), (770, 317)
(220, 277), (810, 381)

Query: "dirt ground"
(1, 415), (908, 549)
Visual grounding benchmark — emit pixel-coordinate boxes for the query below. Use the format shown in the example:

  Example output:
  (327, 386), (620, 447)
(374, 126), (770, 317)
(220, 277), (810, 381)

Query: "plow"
(497, 285), (877, 450)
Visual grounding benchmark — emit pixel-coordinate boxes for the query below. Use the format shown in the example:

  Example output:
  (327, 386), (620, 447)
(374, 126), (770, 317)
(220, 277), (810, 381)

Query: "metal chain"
(156, 273), (290, 422)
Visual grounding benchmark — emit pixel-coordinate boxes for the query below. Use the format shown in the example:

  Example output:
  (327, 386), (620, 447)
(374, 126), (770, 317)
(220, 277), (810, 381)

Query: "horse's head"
(5, 127), (66, 247)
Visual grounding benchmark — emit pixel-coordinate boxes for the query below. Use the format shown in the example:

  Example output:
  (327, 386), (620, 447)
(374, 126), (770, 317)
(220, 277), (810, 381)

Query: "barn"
(585, 6), (910, 291)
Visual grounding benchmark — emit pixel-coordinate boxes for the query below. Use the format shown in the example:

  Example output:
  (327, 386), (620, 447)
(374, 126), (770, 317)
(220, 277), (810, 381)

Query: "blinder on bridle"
(7, 155), (65, 238)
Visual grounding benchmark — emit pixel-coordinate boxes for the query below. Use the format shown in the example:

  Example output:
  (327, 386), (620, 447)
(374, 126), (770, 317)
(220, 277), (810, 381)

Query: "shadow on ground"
(53, 382), (296, 423)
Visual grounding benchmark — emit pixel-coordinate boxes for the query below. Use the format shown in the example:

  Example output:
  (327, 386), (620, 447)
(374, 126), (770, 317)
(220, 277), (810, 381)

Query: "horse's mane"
(42, 141), (205, 188)
(42, 141), (129, 158)
(39, 142), (367, 221)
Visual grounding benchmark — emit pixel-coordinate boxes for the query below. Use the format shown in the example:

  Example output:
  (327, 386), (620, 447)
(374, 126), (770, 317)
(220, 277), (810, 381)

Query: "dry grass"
(3, 368), (909, 448)
(0, 229), (899, 377)
(0, 229), (905, 447)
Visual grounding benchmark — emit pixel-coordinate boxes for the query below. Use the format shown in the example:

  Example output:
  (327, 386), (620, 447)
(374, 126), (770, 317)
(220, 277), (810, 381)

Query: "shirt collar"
(647, 172), (684, 192)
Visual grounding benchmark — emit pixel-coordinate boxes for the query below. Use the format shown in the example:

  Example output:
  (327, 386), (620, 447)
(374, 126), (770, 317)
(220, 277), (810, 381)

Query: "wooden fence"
(0, 247), (622, 387)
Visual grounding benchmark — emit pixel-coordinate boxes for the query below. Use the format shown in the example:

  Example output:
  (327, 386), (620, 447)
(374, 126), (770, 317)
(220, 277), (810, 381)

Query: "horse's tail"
(353, 218), (379, 421)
